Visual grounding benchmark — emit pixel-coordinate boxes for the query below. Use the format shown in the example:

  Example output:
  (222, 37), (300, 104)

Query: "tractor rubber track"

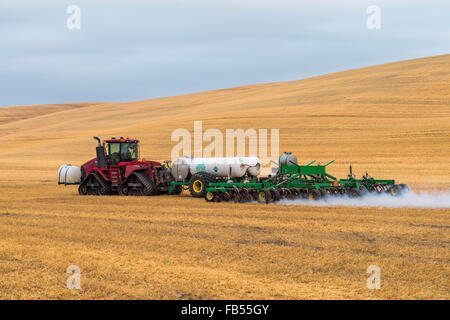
(134, 171), (157, 196)
(79, 172), (111, 195)
(92, 172), (112, 195)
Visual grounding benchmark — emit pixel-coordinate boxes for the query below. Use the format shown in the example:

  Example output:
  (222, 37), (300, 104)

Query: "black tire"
(270, 189), (281, 202)
(284, 189), (293, 200)
(308, 189), (321, 201)
(349, 188), (362, 198)
(188, 172), (215, 198)
(319, 188), (328, 198)
(257, 189), (272, 204)
(299, 188), (308, 198)
(205, 190), (216, 202)
(289, 188), (299, 197)
(388, 184), (401, 197)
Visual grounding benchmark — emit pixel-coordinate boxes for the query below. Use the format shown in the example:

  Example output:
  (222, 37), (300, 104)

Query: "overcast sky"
(0, 0), (449, 107)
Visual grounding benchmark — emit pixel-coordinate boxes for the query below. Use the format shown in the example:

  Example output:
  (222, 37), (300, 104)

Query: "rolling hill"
(0, 55), (448, 299)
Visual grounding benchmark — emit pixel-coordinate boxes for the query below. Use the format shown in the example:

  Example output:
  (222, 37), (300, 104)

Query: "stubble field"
(0, 55), (449, 299)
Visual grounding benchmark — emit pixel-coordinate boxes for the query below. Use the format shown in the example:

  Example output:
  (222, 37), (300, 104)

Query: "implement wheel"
(257, 189), (272, 204)
(283, 188), (293, 200)
(308, 189), (321, 201)
(188, 172), (215, 198)
(205, 191), (216, 202)
(289, 188), (299, 198)
(328, 187), (337, 196)
(270, 189), (281, 202)
(388, 184), (402, 197)
(349, 188), (362, 198)
(299, 188), (308, 198)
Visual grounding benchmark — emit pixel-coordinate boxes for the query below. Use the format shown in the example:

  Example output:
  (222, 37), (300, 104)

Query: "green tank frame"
(167, 153), (407, 202)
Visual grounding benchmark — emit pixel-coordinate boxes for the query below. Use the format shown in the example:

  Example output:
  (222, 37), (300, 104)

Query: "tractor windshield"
(120, 142), (138, 161)
(108, 142), (139, 165)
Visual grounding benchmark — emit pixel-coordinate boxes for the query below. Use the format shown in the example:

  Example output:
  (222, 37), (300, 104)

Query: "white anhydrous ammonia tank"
(172, 156), (193, 182)
(172, 156), (261, 181)
(57, 165), (82, 185)
(246, 157), (261, 177)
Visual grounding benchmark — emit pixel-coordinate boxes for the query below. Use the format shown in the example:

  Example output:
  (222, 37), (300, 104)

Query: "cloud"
(0, 0), (449, 106)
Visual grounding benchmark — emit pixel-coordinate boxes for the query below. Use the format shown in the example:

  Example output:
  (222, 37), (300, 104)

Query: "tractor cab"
(105, 137), (140, 165)
(93, 136), (140, 167)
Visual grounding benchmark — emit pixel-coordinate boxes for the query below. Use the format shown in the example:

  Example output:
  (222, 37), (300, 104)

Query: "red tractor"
(77, 136), (177, 196)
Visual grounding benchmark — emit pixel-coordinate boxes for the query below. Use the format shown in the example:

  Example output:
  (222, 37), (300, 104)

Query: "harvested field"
(0, 55), (449, 299)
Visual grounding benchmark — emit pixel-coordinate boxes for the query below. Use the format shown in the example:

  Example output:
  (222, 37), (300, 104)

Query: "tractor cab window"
(108, 142), (139, 165)
(120, 142), (138, 161)
(108, 143), (121, 165)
